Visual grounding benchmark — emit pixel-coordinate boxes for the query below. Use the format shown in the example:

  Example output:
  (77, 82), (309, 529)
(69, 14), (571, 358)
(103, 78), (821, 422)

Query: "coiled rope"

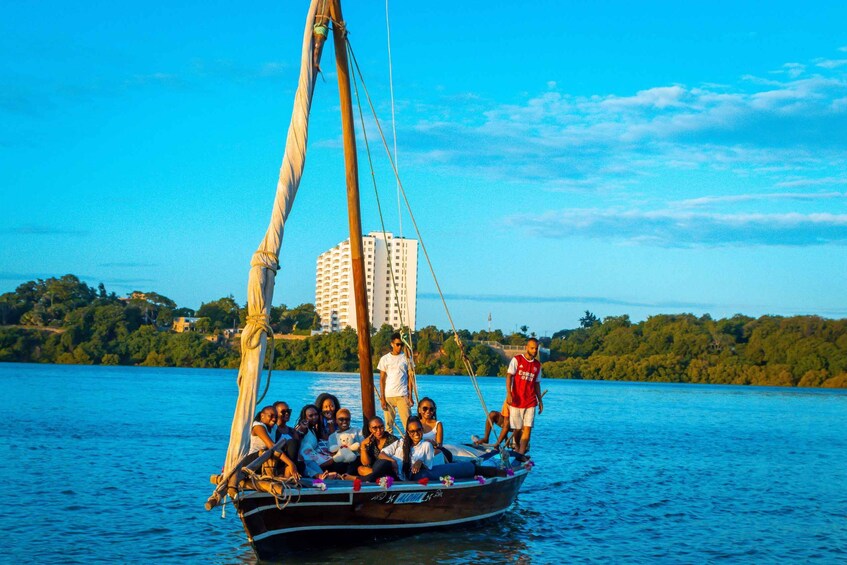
(243, 313), (275, 406)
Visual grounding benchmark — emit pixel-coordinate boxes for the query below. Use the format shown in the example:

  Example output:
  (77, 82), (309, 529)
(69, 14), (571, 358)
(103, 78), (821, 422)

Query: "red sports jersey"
(508, 354), (541, 408)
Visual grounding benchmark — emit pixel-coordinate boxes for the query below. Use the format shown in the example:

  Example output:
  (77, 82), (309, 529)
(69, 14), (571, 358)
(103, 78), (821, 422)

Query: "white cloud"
(817, 59), (847, 69)
(672, 191), (847, 208)
(394, 58), (847, 197)
(775, 178), (847, 187)
(600, 85), (689, 109)
(771, 63), (806, 78)
(507, 208), (847, 247)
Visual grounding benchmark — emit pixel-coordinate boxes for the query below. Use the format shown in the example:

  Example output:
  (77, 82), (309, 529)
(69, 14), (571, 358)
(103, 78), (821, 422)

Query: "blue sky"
(2, 1), (846, 335)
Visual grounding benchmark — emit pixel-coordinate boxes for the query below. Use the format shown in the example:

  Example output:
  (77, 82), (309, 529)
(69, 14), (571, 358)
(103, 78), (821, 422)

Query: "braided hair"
(402, 415), (424, 479)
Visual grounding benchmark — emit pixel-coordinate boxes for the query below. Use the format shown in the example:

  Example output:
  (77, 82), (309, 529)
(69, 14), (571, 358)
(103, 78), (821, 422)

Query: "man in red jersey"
(505, 337), (543, 456)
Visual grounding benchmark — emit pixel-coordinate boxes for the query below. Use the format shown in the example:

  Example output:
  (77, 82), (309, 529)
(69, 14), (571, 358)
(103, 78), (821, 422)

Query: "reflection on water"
(249, 518), (533, 565)
(1, 363), (845, 563)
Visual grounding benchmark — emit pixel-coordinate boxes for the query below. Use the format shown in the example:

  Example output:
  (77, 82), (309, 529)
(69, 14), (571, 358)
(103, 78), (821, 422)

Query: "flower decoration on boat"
(417, 478), (430, 486)
(353, 478), (362, 492)
(440, 475), (454, 487)
(506, 468), (515, 477)
(377, 476), (394, 489)
(312, 478), (327, 491)
(475, 475), (486, 485)
(523, 460), (535, 471)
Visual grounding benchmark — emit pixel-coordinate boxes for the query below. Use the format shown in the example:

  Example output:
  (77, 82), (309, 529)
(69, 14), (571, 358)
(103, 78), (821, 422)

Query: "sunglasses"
(407, 428), (423, 434)
(279, 409), (292, 415)
(391, 342), (403, 347)
(370, 425), (385, 430)
(420, 406), (434, 412)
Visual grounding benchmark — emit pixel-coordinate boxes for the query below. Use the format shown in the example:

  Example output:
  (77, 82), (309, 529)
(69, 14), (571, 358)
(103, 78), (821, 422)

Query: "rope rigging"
(344, 36), (490, 420)
(347, 38), (419, 406)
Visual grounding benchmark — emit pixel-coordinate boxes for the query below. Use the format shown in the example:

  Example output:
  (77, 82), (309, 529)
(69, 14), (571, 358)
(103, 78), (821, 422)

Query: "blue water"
(1, 362), (845, 563)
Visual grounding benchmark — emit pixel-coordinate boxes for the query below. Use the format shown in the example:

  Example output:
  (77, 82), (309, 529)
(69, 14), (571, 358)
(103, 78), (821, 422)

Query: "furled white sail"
(222, 0), (323, 476)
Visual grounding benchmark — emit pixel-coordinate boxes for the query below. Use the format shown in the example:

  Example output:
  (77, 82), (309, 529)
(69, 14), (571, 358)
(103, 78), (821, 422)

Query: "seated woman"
(364, 416), (475, 482)
(249, 406), (300, 480)
(362, 416), (433, 482)
(295, 404), (336, 479)
(273, 401), (296, 440)
(314, 393), (341, 441)
(417, 397), (452, 464)
(358, 416), (399, 476)
(272, 400), (301, 464)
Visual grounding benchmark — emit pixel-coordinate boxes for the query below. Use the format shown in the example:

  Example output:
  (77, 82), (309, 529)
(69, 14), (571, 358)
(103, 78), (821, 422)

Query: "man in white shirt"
(377, 332), (416, 434)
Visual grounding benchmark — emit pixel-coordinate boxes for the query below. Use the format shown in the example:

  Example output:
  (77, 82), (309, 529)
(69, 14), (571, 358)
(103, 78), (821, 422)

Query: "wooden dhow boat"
(204, 1), (532, 559)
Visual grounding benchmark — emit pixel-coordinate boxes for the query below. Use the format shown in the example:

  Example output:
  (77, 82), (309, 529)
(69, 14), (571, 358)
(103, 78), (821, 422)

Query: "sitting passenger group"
(250, 392), (475, 484)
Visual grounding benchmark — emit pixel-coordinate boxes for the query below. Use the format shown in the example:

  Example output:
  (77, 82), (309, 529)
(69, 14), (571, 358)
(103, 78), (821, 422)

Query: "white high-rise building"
(315, 232), (418, 333)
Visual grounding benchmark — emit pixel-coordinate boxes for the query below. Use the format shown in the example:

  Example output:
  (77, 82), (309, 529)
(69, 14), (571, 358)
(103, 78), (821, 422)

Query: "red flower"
(417, 478), (430, 486)
(353, 478), (362, 492)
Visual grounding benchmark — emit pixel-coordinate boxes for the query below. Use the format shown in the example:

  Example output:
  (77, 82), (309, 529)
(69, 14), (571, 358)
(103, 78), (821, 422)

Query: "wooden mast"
(330, 0), (376, 423)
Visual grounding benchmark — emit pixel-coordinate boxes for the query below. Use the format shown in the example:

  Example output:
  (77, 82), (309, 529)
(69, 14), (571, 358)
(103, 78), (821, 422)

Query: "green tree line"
(1, 276), (845, 388)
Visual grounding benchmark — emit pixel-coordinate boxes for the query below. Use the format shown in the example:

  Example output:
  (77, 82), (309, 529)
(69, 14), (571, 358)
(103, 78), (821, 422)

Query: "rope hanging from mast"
(347, 40), (419, 406)
(385, 0), (402, 238)
(346, 39), (490, 419)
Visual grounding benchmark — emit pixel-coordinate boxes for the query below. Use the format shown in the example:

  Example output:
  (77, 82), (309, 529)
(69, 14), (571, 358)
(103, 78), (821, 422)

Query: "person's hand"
(538, 400), (544, 415)
(288, 465), (300, 481)
(380, 399), (388, 410)
(506, 393), (512, 406)
(406, 396), (414, 407)
(411, 460), (423, 474)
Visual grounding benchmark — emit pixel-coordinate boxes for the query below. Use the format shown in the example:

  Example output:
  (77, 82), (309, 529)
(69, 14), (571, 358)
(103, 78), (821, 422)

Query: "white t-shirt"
(378, 351), (409, 397)
(381, 439), (434, 480)
(249, 422), (271, 455)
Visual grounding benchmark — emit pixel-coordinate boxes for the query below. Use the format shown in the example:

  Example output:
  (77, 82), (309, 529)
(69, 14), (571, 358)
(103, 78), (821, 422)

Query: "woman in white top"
(250, 406), (300, 480)
(361, 416), (433, 482)
(295, 404), (337, 478)
(418, 397), (452, 464)
(365, 416), (477, 483)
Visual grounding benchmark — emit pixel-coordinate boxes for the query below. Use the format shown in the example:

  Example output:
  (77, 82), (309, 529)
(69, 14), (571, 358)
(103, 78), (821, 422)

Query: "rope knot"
(251, 251), (280, 273)
(243, 314), (273, 350)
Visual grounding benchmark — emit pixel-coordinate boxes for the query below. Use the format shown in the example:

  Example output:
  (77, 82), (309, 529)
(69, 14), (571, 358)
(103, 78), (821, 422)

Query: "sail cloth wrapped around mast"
(222, 0), (328, 477)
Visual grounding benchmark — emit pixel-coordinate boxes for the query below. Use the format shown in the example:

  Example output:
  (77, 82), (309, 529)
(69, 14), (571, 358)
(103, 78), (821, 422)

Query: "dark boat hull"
(235, 469), (529, 559)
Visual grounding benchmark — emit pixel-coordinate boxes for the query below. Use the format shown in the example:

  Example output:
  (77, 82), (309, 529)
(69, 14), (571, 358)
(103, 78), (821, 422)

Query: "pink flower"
(313, 478), (327, 491)
(475, 475), (486, 485)
(440, 475), (454, 487)
(377, 476), (394, 489)
(506, 468), (515, 477)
